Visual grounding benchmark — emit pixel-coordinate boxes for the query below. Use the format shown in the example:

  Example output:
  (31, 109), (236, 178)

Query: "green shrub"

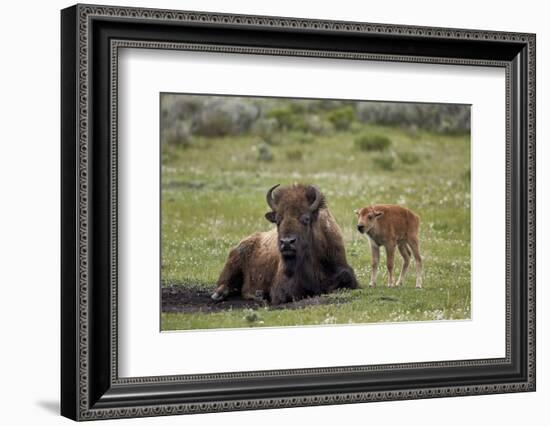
(303, 114), (333, 135)
(265, 108), (291, 128)
(162, 121), (192, 148)
(252, 117), (278, 140)
(354, 133), (391, 151)
(398, 151), (420, 165)
(194, 99), (259, 137)
(372, 152), (395, 171)
(257, 142), (274, 162)
(198, 113), (233, 137)
(266, 107), (306, 131)
(285, 149), (303, 161)
(325, 106), (356, 131)
(289, 102), (307, 114)
(356, 102), (470, 134)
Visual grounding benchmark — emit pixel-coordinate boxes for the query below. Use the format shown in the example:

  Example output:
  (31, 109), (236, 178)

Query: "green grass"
(161, 123), (471, 331)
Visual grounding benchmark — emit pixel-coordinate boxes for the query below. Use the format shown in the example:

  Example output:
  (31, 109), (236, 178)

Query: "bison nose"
(279, 237), (296, 247)
(357, 224), (365, 233)
(279, 236), (296, 251)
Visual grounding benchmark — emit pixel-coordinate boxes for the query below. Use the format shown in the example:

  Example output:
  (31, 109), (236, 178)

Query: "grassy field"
(160, 122), (471, 331)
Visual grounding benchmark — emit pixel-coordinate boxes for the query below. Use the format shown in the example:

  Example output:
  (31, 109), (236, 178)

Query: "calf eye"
(368, 214), (373, 220)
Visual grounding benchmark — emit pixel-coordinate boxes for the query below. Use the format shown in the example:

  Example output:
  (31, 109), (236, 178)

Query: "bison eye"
(265, 211), (277, 223)
(368, 214), (373, 220)
(300, 214), (311, 225)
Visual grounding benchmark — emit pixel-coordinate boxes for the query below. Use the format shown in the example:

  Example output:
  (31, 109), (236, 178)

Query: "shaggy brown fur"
(212, 184), (358, 305)
(355, 204), (423, 289)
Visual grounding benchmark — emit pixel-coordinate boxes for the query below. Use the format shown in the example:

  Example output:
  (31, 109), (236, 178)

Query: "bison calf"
(355, 204), (422, 289)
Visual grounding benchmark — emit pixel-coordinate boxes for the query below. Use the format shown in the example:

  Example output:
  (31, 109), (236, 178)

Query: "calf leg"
(385, 243), (396, 288)
(369, 240), (380, 288)
(395, 242), (411, 287)
(408, 237), (423, 289)
(211, 248), (243, 301)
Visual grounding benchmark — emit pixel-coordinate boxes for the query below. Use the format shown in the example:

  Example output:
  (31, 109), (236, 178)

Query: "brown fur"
(213, 184), (358, 305)
(355, 204), (423, 288)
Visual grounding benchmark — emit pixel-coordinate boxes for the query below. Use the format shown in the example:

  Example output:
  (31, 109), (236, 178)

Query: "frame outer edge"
(67, 4), (536, 420)
(61, 4), (80, 422)
(527, 33), (535, 390)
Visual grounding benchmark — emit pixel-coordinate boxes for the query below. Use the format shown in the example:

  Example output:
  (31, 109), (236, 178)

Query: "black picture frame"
(61, 4), (536, 421)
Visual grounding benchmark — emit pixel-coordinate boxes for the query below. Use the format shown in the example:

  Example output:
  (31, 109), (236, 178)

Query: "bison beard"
(211, 183), (358, 305)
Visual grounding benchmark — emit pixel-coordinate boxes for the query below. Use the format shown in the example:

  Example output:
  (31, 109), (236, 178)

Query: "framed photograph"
(61, 4), (536, 421)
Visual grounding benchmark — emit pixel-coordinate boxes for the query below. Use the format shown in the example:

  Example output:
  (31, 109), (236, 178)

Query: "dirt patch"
(161, 285), (348, 314)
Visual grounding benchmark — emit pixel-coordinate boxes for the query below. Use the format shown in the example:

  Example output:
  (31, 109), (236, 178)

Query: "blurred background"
(160, 94), (471, 330)
(161, 94), (470, 145)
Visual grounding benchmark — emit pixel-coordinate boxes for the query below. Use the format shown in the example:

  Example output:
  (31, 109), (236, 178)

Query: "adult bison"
(211, 183), (358, 305)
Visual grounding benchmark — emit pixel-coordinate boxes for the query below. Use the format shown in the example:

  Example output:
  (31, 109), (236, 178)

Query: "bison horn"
(266, 184), (280, 210)
(309, 185), (322, 212)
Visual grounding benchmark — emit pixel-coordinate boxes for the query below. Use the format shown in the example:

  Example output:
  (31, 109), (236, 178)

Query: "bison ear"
(374, 211), (384, 218)
(354, 209), (360, 216)
(265, 211), (277, 223)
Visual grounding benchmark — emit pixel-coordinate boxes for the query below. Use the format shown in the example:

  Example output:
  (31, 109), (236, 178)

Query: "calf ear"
(265, 211), (277, 223)
(374, 211), (384, 218)
(354, 209), (360, 216)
